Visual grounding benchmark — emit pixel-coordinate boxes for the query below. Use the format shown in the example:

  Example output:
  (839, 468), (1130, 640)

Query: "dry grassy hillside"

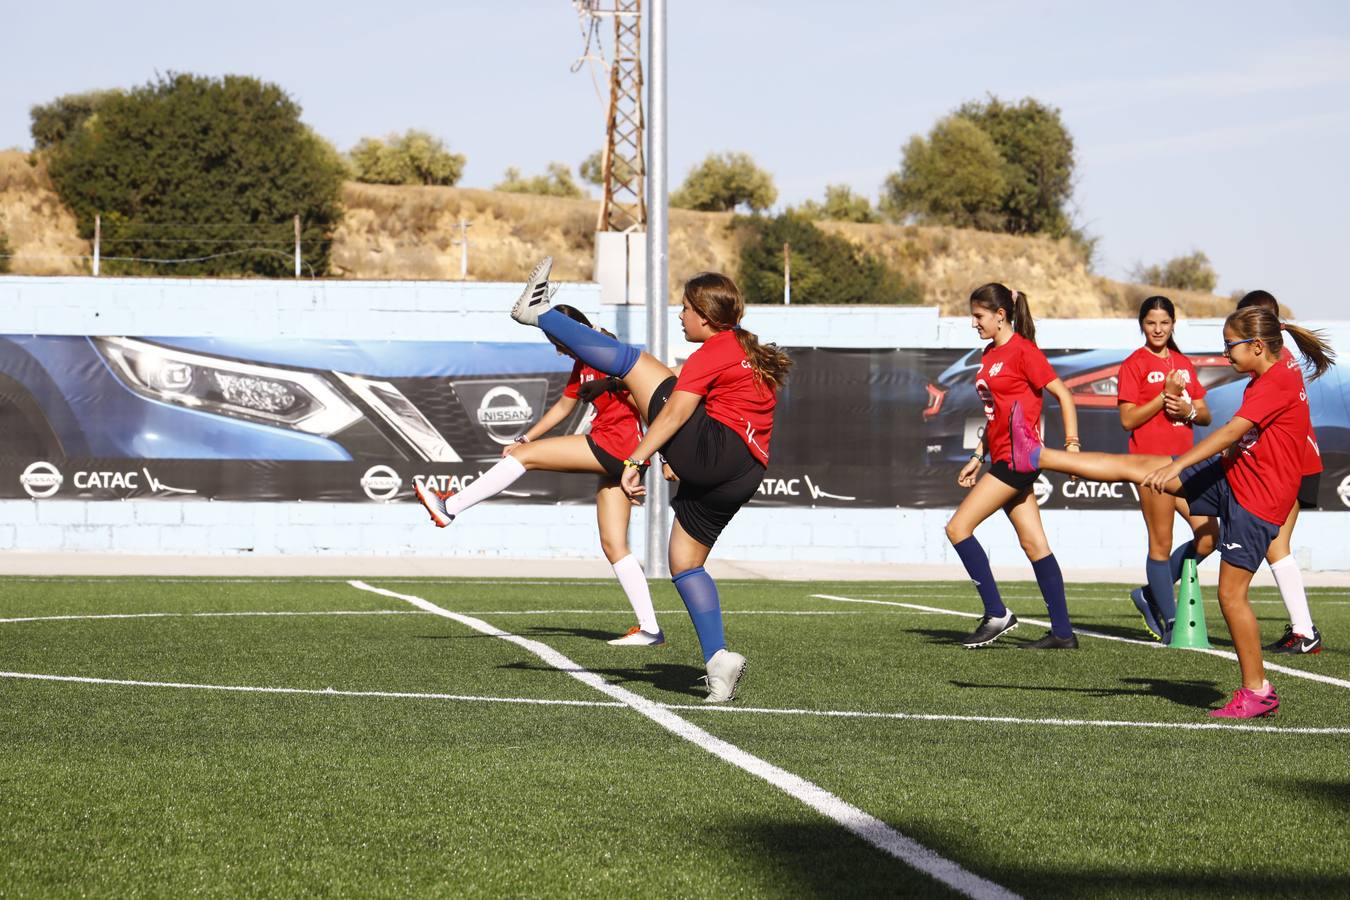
(0, 150), (1233, 318)
(0, 151), (88, 275)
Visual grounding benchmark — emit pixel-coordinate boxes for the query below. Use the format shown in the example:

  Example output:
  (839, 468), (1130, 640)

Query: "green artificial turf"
(2, 576), (1347, 898)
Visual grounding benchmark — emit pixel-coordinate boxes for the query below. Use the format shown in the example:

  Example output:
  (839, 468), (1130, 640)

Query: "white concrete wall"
(1, 274), (1346, 572)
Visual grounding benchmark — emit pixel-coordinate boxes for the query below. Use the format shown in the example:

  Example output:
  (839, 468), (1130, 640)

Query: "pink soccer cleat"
(1008, 401), (1043, 473)
(1208, 685), (1279, 719)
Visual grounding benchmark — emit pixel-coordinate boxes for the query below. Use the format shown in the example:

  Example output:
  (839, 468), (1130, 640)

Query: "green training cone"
(1168, 557), (1211, 649)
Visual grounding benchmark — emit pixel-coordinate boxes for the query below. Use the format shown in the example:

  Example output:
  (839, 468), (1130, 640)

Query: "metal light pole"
(644, 0), (669, 578)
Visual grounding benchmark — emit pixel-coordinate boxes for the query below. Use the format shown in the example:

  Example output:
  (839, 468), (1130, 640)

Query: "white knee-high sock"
(1269, 554), (1315, 636)
(612, 554), (658, 633)
(444, 455), (527, 517)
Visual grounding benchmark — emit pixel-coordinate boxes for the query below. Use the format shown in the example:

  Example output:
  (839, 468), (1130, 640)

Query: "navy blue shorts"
(1179, 456), (1279, 573)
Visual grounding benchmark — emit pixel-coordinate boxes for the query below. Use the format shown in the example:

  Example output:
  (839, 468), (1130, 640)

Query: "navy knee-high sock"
(953, 536), (1006, 618)
(1146, 557), (1177, 624)
(1032, 554), (1073, 637)
(538, 309), (641, 377)
(1168, 540), (1211, 582)
(673, 567), (725, 662)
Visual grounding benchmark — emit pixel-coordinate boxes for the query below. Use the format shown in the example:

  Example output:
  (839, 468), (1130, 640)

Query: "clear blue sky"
(4, 1), (1347, 318)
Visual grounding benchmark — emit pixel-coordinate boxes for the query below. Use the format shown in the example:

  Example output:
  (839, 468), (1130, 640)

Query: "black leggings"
(648, 376), (764, 547)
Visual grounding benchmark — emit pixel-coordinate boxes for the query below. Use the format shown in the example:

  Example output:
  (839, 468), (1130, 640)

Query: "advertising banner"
(2, 335), (1347, 510)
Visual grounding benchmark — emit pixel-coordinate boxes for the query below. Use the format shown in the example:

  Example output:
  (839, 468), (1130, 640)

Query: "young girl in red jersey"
(1117, 296), (1216, 643)
(1236, 291), (1325, 655)
(414, 304), (663, 646)
(511, 259), (791, 703)
(946, 283), (1082, 650)
(1009, 306), (1335, 717)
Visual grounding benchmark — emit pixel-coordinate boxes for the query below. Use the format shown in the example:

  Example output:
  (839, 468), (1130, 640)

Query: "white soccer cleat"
(607, 626), (666, 646)
(702, 648), (747, 703)
(511, 256), (554, 325)
(413, 480), (455, 528)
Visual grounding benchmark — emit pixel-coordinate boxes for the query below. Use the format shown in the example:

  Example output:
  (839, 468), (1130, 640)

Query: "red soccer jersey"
(976, 333), (1059, 465)
(674, 329), (776, 466)
(1278, 346), (1322, 476)
(1116, 346), (1208, 455)
(1223, 356), (1312, 524)
(564, 362), (643, 461)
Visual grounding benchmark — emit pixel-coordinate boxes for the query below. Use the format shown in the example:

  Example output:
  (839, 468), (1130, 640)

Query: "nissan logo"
(360, 464), (402, 502)
(1033, 474), (1053, 507)
(20, 461), (63, 499)
(477, 385), (534, 444)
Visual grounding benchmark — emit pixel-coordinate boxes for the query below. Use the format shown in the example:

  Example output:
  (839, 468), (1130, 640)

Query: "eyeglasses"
(1223, 337), (1257, 355)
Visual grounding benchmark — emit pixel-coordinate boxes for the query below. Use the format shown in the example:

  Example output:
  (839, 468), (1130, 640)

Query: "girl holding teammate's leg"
(1007, 307), (1334, 717)
(512, 259), (791, 702)
(946, 283), (1081, 650)
(414, 304), (663, 646)
(1236, 291), (1325, 655)
(1117, 296), (1217, 643)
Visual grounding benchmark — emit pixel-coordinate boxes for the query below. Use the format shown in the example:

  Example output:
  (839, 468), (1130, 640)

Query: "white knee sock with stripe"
(443, 454), (527, 517)
(1269, 554), (1315, 636)
(612, 554), (659, 633)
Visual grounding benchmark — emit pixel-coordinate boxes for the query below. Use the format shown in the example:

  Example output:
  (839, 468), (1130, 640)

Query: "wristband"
(970, 453), (984, 463)
(622, 457), (649, 472)
(514, 435), (530, 445)
(1185, 407), (1198, 423)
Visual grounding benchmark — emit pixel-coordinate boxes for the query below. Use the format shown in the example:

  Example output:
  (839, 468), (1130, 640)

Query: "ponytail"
(1226, 307), (1336, 381)
(1283, 322), (1336, 381)
(734, 328), (793, 392)
(971, 283), (1036, 344)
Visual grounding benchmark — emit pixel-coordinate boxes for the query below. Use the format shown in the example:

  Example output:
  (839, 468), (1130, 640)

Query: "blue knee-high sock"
(1032, 553), (1073, 637)
(1146, 557), (1176, 623)
(953, 537), (1006, 618)
(538, 309), (641, 377)
(1168, 540), (1211, 582)
(672, 567), (725, 663)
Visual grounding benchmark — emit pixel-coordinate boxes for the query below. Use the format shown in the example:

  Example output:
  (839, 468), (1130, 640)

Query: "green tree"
(1133, 251), (1218, 293)
(671, 152), (776, 213)
(737, 213), (922, 305)
(45, 73), (345, 277)
(494, 162), (585, 198)
(881, 116), (1008, 230)
(29, 89), (121, 150)
(349, 130), (465, 186)
(579, 150), (638, 187)
(792, 184), (878, 223)
(955, 95), (1076, 237)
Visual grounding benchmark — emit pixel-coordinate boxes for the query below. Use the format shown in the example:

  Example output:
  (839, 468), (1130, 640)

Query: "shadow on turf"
(949, 676), (1224, 708)
(500, 660), (706, 698)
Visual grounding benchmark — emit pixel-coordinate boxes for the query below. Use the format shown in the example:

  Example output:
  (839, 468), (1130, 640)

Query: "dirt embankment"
(0, 149), (1232, 318)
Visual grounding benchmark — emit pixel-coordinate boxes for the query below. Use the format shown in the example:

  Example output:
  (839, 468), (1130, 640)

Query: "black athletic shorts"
(586, 435), (625, 481)
(1298, 472), (1321, 510)
(648, 376), (765, 548)
(990, 459), (1040, 491)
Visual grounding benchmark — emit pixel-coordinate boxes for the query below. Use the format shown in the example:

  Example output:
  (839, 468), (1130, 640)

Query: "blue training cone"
(1168, 557), (1211, 649)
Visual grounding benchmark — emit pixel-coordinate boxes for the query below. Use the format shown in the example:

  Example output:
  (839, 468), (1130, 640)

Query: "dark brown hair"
(1225, 307), (1334, 381)
(1235, 290), (1279, 315)
(1138, 295), (1180, 352)
(683, 272), (792, 391)
(548, 303), (615, 355)
(970, 283), (1035, 343)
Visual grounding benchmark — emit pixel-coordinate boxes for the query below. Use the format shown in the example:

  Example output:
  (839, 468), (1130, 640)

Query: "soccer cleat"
(702, 648), (747, 703)
(1267, 624), (1323, 655)
(1019, 631), (1079, 649)
(511, 256), (554, 325)
(413, 480), (455, 528)
(1008, 401), (1042, 473)
(1130, 587), (1164, 642)
(607, 626), (666, 646)
(960, 612), (1019, 648)
(1209, 685), (1279, 718)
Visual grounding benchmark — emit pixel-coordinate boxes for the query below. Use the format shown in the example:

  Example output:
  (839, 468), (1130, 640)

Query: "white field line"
(845, 591), (1350, 606)
(348, 580), (1019, 900)
(0, 609), (878, 626)
(0, 610), (419, 625)
(6, 669), (1349, 737)
(813, 594), (1350, 691)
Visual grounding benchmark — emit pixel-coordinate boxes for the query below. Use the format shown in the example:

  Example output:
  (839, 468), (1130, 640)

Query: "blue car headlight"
(95, 337), (362, 436)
